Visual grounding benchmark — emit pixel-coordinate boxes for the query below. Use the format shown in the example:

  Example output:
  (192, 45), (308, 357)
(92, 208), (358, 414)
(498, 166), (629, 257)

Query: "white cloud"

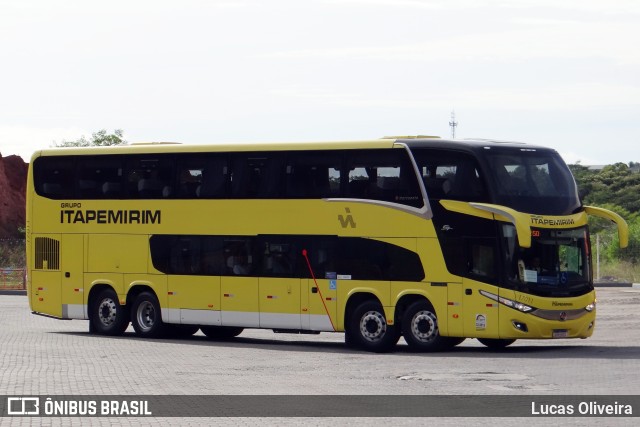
(270, 83), (640, 111)
(259, 20), (640, 65)
(323, 0), (640, 15)
(0, 125), (89, 162)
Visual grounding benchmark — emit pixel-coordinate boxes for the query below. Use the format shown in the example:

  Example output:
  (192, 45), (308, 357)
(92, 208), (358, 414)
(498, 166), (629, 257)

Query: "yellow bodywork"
(25, 141), (623, 343)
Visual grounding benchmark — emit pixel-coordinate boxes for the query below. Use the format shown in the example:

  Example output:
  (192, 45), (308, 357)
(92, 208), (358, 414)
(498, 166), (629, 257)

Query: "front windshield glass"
(485, 149), (580, 215)
(502, 225), (592, 297)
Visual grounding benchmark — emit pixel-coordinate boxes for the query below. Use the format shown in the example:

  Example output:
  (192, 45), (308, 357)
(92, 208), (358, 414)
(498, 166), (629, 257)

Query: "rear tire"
(348, 301), (399, 353)
(130, 292), (166, 338)
(90, 288), (129, 336)
(401, 300), (452, 352)
(478, 338), (516, 349)
(200, 326), (244, 339)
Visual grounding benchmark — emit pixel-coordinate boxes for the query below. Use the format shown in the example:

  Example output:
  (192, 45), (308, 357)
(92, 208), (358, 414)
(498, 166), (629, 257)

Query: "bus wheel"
(349, 301), (399, 353)
(200, 326), (244, 339)
(90, 288), (129, 336)
(401, 300), (449, 352)
(478, 338), (516, 349)
(131, 292), (166, 338)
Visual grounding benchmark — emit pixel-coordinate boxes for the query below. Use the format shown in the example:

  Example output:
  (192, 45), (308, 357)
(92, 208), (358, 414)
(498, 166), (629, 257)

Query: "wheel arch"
(394, 293), (433, 330)
(344, 292), (382, 332)
(126, 284), (158, 315)
(126, 283), (156, 301)
(87, 283), (120, 311)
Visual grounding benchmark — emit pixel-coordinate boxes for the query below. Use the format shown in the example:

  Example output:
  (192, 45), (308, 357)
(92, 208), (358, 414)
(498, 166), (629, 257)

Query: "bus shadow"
(53, 331), (640, 359)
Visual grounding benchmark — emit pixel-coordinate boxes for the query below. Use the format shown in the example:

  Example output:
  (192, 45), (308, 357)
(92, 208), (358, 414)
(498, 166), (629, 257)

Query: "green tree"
(54, 129), (126, 147)
(570, 162), (640, 215)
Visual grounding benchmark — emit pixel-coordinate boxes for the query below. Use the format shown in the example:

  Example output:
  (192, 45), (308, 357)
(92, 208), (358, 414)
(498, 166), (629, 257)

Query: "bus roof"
(31, 137), (556, 160)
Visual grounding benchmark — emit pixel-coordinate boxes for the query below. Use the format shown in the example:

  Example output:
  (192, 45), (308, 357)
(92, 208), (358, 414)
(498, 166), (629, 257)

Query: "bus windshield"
(484, 149), (581, 215)
(502, 225), (592, 297)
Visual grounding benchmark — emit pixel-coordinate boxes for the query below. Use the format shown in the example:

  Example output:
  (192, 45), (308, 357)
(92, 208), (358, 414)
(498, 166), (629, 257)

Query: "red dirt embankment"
(0, 153), (28, 238)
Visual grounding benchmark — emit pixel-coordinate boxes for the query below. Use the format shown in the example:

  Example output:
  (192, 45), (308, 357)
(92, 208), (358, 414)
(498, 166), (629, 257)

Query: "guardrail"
(0, 268), (26, 290)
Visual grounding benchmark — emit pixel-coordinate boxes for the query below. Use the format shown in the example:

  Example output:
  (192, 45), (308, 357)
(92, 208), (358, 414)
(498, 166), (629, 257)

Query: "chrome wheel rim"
(410, 310), (438, 343)
(97, 298), (117, 327)
(136, 301), (156, 332)
(360, 310), (387, 342)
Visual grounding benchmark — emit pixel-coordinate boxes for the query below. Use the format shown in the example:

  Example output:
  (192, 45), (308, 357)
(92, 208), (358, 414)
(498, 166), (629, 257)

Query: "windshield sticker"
(524, 270), (538, 283)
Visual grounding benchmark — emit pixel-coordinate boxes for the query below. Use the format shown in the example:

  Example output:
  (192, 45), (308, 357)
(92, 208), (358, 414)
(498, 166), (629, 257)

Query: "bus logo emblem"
(338, 208), (356, 228)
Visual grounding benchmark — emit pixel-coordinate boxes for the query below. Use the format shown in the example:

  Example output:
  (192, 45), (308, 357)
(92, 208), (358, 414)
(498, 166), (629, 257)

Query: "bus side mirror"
(584, 206), (629, 248)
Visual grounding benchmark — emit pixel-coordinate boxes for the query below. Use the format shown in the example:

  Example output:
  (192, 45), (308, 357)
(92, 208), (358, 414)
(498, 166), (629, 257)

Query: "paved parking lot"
(1, 287), (639, 425)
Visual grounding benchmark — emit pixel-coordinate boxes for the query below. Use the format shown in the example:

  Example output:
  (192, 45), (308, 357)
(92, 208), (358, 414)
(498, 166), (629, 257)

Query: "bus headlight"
(585, 302), (596, 312)
(479, 290), (535, 313)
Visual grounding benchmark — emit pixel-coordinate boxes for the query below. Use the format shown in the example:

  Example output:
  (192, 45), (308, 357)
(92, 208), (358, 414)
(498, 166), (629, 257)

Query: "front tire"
(401, 300), (452, 352)
(348, 301), (399, 353)
(90, 288), (129, 336)
(130, 292), (166, 338)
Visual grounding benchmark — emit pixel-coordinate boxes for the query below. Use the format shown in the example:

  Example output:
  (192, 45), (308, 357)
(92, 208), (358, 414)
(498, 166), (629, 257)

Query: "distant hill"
(0, 153), (27, 238)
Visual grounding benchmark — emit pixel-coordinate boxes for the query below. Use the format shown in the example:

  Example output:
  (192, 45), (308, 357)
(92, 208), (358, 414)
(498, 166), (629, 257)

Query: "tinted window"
(285, 151), (342, 198)
(485, 150), (580, 215)
(150, 234), (425, 282)
(33, 157), (75, 199)
(78, 156), (124, 199)
(33, 148), (422, 206)
(411, 149), (489, 202)
(126, 157), (174, 199)
(177, 155), (228, 198)
(346, 149), (422, 208)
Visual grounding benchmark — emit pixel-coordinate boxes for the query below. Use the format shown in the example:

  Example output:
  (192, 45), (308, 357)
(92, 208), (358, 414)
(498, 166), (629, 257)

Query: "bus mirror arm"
(584, 206), (629, 249)
(439, 200), (532, 248)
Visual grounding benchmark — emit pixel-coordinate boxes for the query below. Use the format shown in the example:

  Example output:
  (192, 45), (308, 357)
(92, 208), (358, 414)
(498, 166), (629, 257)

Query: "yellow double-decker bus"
(26, 137), (628, 352)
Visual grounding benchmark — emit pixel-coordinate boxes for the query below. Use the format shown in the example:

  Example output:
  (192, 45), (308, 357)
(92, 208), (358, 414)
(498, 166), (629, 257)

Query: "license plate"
(552, 329), (568, 338)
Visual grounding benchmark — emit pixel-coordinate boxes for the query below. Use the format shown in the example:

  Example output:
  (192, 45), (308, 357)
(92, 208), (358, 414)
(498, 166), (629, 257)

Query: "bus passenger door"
(60, 234), (85, 319)
(259, 278), (301, 329)
(302, 278), (337, 332)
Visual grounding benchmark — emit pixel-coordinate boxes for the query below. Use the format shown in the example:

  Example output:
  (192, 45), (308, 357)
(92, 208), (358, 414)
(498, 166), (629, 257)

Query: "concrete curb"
(0, 290), (26, 296)
(594, 282), (635, 288)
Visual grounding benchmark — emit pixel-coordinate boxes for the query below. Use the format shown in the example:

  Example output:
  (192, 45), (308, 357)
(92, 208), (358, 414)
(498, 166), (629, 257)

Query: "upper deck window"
(410, 149), (489, 203)
(485, 149), (580, 215)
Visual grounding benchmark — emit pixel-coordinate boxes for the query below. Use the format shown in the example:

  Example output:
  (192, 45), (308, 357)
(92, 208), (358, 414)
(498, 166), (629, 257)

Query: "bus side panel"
(259, 277), (302, 329)
(220, 276), (259, 327)
(29, 233), (63, 317)
(87, 234), (149, 274)
(31, 271), (62, 318)
(462, 278), (500, 338)
(60, 234), (86, 319)
(167, 275), (221, 326)
(446, 282), (464, 337)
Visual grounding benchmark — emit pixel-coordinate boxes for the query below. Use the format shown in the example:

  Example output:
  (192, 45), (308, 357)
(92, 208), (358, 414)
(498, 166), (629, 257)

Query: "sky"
(0, 0), (638, 165)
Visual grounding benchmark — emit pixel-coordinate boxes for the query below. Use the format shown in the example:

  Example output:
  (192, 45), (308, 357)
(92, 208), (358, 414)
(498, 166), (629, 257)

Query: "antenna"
(449, 110), (458, 139)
